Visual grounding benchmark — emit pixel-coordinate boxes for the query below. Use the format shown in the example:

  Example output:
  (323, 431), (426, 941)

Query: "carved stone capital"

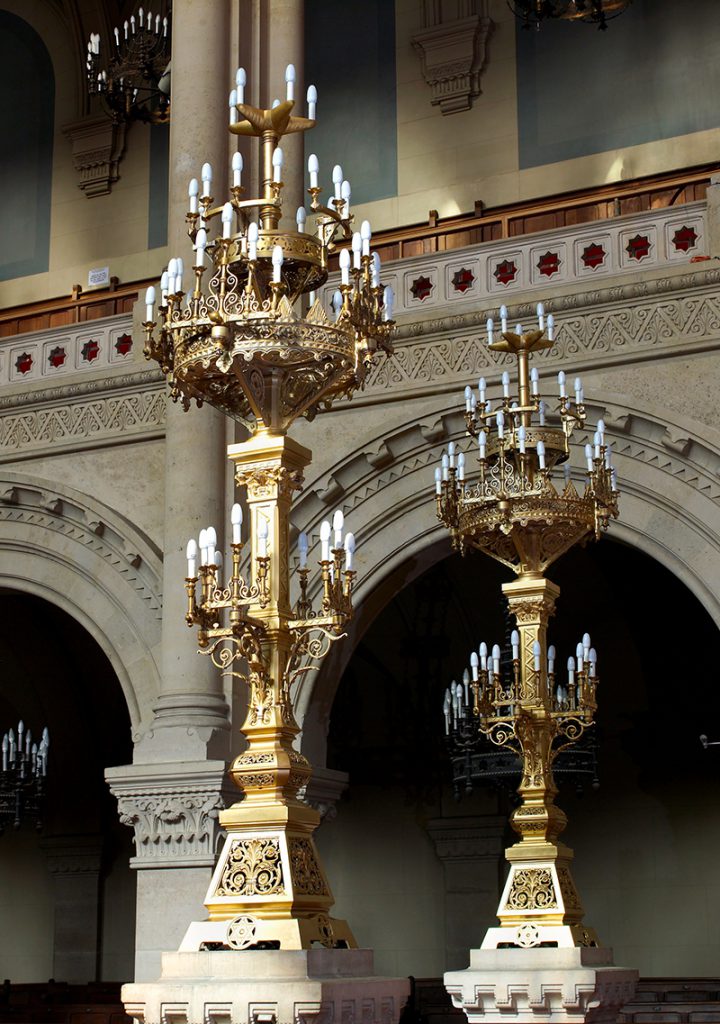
(106, 761), (230, 868)
(62, 114), (126, 198)
(412, 8), (492, 115)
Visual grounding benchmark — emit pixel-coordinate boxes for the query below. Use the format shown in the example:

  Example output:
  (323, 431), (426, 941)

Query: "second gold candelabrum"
(436, 303), (619, 950)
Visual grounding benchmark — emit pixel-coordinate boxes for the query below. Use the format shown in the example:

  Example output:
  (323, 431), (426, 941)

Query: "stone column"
(108, 0), (233, 982)
(427, 815), (506, 970)
(42, 835), (103, 983)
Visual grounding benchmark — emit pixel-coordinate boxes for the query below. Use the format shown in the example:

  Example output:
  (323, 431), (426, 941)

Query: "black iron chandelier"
(0, 721), (49, 834)
(86, 5), (171, 124)
(509, 0), (632, 29)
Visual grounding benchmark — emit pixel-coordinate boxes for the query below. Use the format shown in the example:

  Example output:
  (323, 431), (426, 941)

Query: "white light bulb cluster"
(442, 630), (599, 734)
(86, 8), (170, 119)
(1, 721), (49, 777)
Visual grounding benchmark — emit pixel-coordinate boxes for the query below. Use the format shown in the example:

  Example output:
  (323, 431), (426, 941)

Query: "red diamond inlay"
(410, 276), (433, 301)
(581, 243), (606, 270)
(452, 268), (475, 293)
(115, 333), (133, 356)
(672, 225), (698, 253)
(493, 260), (517, 286)
(626, 234), (651, 261)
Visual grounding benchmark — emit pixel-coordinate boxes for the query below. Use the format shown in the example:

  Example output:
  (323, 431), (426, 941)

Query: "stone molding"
(41, 834), (103, 875)
(62, 114), (127, 198)
(300, 766), (349, 823)
(427, 815), (506, 862)
(105, 761), (229, 869)
(412, 7), (492, 115)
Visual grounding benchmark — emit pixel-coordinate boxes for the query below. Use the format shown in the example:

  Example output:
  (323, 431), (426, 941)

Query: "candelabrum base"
(123, 948), (410, 1024)
(445, 947), (637, 1024)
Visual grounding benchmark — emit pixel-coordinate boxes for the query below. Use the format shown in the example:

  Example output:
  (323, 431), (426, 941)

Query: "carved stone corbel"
(412, 2), (492, 115)
(62, 114), (126, 198)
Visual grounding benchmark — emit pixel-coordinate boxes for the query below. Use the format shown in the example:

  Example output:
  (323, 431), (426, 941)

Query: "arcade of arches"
(2, 0), (720, 999)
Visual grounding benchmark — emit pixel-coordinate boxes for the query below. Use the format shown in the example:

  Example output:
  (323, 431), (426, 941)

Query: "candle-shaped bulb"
(332, 163), (343, 199)
(537, 301), (545, 329)
(320, 519), (331, 561)
(496, 410), (504, 439)
(231, 502), (242, 544)
(229, 88), (238, 125)
(585, 443), (594, 471)
(500, 305), (508, 332)
(478, 430), (487, 459)
(478, 376), (486, 404)
(441, 453), (449, 481)
(285, 63), (295, 101)
(537, 439), (546, 469)
(518, 424), (526, 454)
(339, 248), (351, 285)
(511, 629), (519, 660)
(232, 150), (243, 188)
(186, 539), (197, 577)
(344, 532), (356, 571)
(479, 641), (488, 669)
(272, 146), (283, 183)
(201, 162), (212, 197)
(188, 177), (199, 213)
(308, 153), (319, 189)
(145, 285), (155, 322)
(530, 366), (539, 396)
(464, 385), (473, 412)
(487, 318), (494, 344)
(575, 376), (583, 405)
(502, 371), (510, 398)
(272, 244), (283, 283)
(457, 452), (465, 481)
(538, 399), (546, 426)
(361, 219), (371, 256)
(221, 202), (233, 238)
(492, 643), (501, 674)
(533, 640), (541, 672)
(298, 531), (308, 568)
(548, 645), (556, 673)
(236, 66), (246, 102)
(558, 370), (567, 398)
(307, 84), (317, 119)
(341, 179), (351, 217)
(333, 508), (344, 548)
(547, 313), (555, 340)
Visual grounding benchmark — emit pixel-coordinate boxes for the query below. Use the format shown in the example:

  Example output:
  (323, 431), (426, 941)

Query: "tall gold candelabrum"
(436, 304), (618, 950)
(143, 63), (394, 952)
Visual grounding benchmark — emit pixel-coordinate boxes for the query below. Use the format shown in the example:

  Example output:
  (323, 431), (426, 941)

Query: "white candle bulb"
(371, 251), (381, 287)
(248, 221), (258, 262)
(344, 532), (355, 571)
(611, 467), (618, 491)
(231, 502), (242, 544)
(478, 430), (487, 459)
(496, 410), (504, 439)
(502, 371), (510, 398)
(229, 89), (238, 125)
(361, 219), (371, 256)
(186, 539), (197, 577)
(558, 370), (567, 399)
(257, 517), (268, 558)
(492, 644), (501, 675)
(457, 452), (465, 481)
(567, 656), (575, 684)
(533, 640), (541, 672)
(350, 232), (363, 271)
(188, 177), (199, 214)
(548, 645), (556, 674)
(221, 202), (233, 238)
(594, 431), (602, 459)
(585, 443), (594, 471)
(298, 531), (308, 568)
(547, 313), (555, 340)
(518, 424), (526, 454)
(341, 179), (351, 217)
(537, 301), (545, 329)
(332, 164), (343, 199)
(597, 418), (606, 438)
(435, 466), (442, 494)
(160, 271), (169, 303)
(605, 442), (613, 470)
(530, 367), (539, 396)
(201, 162), (212, 197)
(478, 377), (486, 404)
(511, 629), (519, 660)
(574, 377), (583, 405)
(479, 642), (488, 670)
(285, 63), (295, 101)
(339, 248), (351, 286)
(296, 206), (307, 232)
(486, 318), (494, 344)
(576, 641), (584, 668)
(564, 462), (571, 485)
(538, 399), (546, 426)
(500, 305), (508, 332)
(537, 439), (546, 469)
(236, 67), (246, 103)
(583, 632), (591, 653)
(515, 324), (523, 336)
(383, 285), (394, 321)
(307, 84), (317, 120)
(320, 520), (331, 561)
(308, 153), (319, 189)
(232, 151), (243, 188)
(333, 508), (344, 548)
(145, 286), (155, 322)
(272, 245), (283, 283)
(589, 648), (597, 676)
(464, 385), (472, 412)
(470, 650), (479, 681)
(199, 528), (208, 565)
(272, 147), (283, 183)
(332, 290), (343, 317)
(441, 453), (449, 481)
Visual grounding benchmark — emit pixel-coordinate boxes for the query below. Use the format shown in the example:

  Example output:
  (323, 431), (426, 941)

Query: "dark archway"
(0, 593), (135, 983)
(319, 538), (720, 978)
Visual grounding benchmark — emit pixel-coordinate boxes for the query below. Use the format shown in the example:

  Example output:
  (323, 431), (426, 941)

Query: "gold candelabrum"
(143, 64), (394, 952)
(436, 303), (619, 951)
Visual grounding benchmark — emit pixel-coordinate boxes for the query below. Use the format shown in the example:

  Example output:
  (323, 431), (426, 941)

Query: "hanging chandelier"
(1, 721), (49, 835)
(509, 0), (632, 29)
(434, 304), (619, 949)
(143, 64), (394, 434)
(86, 6), (171, 124)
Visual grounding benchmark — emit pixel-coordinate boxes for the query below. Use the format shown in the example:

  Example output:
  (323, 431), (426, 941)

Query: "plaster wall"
(0, 831), (54, 982)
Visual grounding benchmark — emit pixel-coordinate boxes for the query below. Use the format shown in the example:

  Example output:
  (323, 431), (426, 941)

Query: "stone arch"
(0, 470), (162, 731)
(295, 388), (720, 762)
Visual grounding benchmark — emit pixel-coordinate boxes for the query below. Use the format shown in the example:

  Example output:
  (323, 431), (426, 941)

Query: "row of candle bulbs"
(487, 301), (555, 343)
(86, 8), (169, 61)
(184, 504), (356, 579)
(1, 722), (49, 775)
(443, 632), (598, 731)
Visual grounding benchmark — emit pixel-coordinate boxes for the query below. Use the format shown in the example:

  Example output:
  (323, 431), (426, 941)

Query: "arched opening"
(0, 592), (135, 984)
(316, 537), (720, 978)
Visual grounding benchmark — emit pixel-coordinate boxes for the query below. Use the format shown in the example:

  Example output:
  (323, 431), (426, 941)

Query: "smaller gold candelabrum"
(436, 303), (618, 950)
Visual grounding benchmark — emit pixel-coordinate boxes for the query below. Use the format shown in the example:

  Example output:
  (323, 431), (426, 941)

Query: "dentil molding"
(412, 3), (492, 115)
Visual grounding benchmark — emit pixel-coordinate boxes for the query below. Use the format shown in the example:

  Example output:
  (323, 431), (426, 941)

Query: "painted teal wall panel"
(305, 0), (397, 206)
(148, 123), (169, 249)
(517, 0), (720, 170)
(0, 12), (54, 282)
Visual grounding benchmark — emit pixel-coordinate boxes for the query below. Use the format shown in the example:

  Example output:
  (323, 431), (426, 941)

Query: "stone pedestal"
(445, 947), (636, 1024)
(122, 948), (410, 1024)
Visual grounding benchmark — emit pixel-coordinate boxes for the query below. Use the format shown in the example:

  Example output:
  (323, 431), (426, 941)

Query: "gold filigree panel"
(289, 838), (329, 896)
(216, 837), (285, 897)
(504, 868), (557, 911)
